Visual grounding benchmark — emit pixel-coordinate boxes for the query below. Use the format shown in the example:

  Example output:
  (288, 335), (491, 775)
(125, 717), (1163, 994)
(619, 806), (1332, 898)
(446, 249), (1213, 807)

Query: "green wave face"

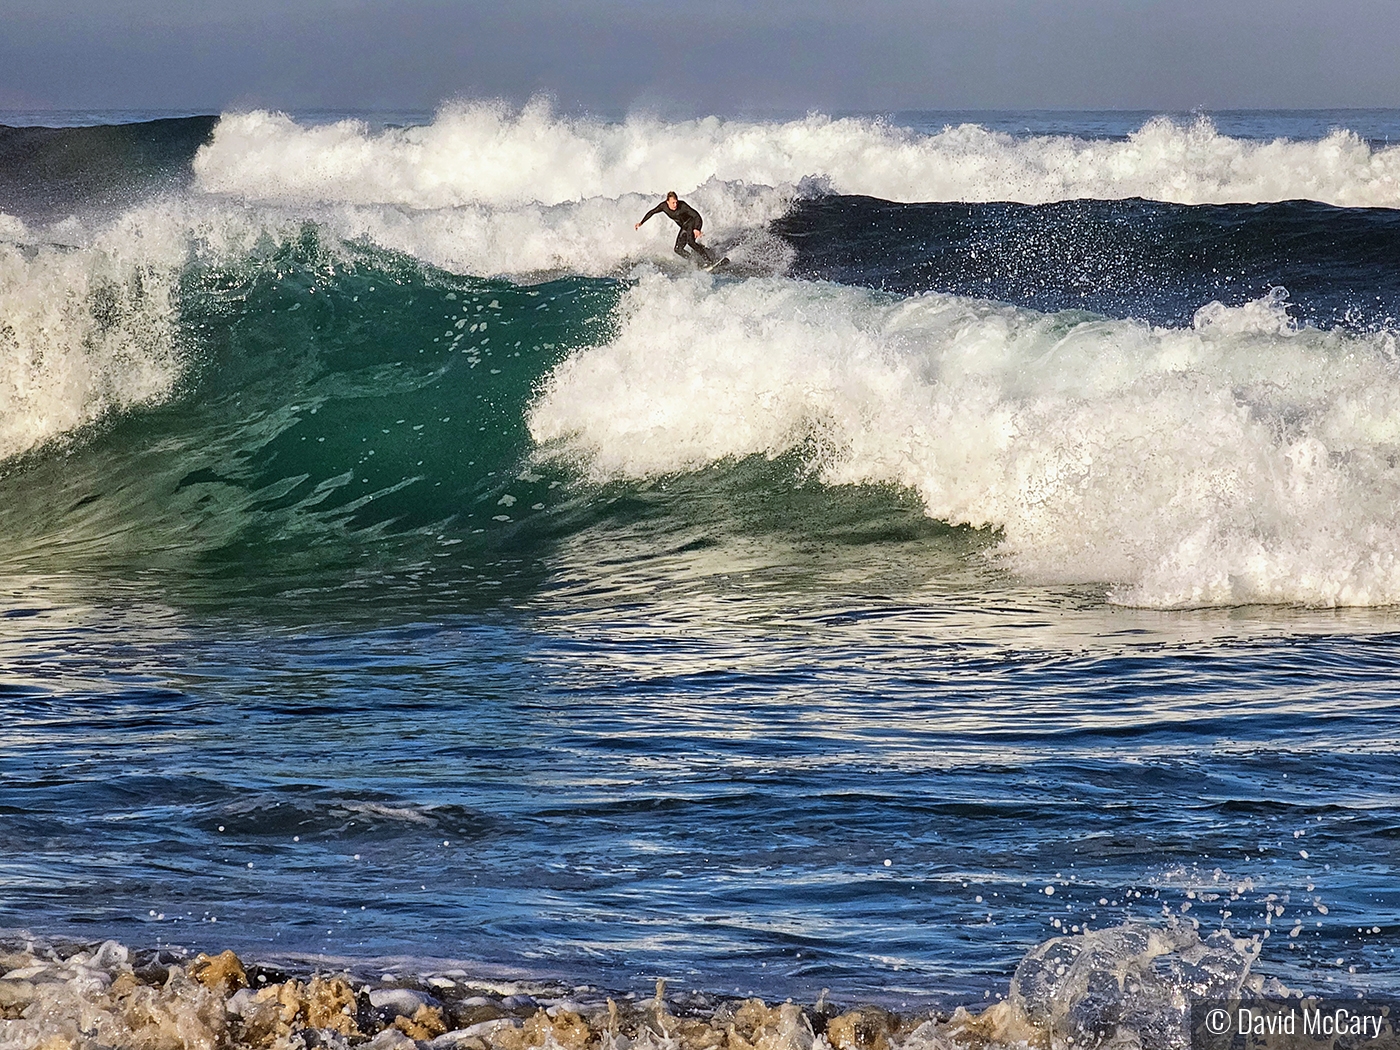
(0, 230), (624, 608)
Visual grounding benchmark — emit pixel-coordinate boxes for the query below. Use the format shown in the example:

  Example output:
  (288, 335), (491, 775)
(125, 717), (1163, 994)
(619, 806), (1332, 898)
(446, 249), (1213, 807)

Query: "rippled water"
(6, 555), (1399, 1006)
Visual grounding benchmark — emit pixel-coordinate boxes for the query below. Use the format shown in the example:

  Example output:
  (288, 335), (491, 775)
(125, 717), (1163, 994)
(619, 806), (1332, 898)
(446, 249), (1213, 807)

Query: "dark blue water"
(1, 107), (1399, 1014)
(776, 196), (1400, 329)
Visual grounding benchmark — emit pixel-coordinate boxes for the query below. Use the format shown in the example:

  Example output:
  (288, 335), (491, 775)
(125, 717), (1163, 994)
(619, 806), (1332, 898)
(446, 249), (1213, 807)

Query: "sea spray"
(1006, 923), (1262, 1050)
(0, 212), (184, 462)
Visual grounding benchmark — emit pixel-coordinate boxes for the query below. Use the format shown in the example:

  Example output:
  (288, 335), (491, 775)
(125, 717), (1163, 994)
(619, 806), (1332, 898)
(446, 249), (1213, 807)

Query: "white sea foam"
(310, 181), (796, 278)
(183, 101), (1400, 279)
(0, 210), (187, 462)
(195, 101), (1400, 209)
(530, 273), (1400, 608)
(192, 103), (807, 278)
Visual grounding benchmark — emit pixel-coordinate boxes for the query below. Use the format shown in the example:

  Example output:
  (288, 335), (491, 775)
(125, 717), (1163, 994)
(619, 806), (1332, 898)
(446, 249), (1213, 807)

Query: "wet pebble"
(370, 986), (440, 1019)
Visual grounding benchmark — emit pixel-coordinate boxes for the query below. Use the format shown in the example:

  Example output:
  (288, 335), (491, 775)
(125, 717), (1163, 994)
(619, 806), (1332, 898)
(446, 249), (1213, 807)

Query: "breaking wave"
(195, 101), (1400, 210)
(9, 106), (1400, 607)
(530, 274), (1400, 608)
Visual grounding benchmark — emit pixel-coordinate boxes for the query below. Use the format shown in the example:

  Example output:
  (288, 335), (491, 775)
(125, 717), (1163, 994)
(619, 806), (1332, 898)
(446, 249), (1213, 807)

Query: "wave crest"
(0, 211), (185, 462)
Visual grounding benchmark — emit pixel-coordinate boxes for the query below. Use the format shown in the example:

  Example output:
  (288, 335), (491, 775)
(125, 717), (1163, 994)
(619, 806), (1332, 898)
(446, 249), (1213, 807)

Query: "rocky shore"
(0, 941), (1000, 1050)
(0, 924), (1297, 1050)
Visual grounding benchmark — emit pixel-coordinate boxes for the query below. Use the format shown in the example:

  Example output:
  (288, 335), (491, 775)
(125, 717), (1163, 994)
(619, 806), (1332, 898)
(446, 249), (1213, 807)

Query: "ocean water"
(2, 105), (1400, 1037)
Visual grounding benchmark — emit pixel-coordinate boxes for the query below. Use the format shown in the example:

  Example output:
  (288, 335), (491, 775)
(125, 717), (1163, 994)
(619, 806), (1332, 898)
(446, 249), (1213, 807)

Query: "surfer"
(635, 191), (717, 266)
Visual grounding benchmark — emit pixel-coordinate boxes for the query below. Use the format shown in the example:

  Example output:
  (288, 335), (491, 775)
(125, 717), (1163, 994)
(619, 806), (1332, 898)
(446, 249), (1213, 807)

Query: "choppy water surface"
(1, 107), (1399, 1024)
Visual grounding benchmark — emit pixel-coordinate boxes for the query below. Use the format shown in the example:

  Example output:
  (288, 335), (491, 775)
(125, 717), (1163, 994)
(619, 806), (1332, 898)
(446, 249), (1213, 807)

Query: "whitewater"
(530, 276), (1400, 608)
(2, 104), (1400, 1050)
(196, 102), (1400, 209)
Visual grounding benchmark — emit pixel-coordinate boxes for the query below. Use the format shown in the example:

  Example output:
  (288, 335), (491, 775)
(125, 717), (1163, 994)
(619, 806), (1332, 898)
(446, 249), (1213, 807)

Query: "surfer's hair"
(666, 190), (678, 200)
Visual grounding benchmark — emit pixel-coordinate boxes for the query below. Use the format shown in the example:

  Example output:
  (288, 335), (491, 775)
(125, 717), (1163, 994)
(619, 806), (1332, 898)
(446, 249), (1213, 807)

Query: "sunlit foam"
(530, 273), (1400, 608)
(0, 210), (186, 461)
(309, 183), (796, 278)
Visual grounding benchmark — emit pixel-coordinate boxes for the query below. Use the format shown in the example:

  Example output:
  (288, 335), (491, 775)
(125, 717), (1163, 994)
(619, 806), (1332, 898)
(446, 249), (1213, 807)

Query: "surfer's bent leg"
(675, 227), (714, 263)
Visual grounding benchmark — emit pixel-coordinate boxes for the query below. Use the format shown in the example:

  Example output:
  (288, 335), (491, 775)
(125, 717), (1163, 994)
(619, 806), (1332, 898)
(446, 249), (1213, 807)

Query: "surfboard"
(702, 256), (731, 272)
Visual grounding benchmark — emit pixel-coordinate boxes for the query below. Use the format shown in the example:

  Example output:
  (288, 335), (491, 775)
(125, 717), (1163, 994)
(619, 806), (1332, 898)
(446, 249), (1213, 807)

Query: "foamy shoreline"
(0, 923), (1272, 1050)
(0, 938), (1000, 1050)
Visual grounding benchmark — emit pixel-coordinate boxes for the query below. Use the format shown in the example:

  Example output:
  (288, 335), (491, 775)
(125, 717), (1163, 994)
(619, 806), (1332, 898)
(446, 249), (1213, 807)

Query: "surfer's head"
(666, 191), (678, 208)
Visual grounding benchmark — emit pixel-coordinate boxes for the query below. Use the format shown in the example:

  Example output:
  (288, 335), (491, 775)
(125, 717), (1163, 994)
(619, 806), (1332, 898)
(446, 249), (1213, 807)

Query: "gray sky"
(2, 0), (1397, 114)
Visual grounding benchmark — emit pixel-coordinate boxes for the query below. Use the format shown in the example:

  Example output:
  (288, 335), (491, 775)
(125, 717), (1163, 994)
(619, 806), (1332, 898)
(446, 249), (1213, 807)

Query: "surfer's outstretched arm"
(634, 202), (666, 229)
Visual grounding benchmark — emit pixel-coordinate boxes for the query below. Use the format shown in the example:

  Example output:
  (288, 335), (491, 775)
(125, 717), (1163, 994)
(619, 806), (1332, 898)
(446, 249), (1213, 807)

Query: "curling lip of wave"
(193, 101), (1400, 209)
(0, 211), (184, 463)
(529, 274), (1400, 609)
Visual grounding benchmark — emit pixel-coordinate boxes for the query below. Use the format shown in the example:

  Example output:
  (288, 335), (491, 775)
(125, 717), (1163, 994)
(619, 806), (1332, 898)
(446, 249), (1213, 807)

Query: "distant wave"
(196, 101), (1400, 209)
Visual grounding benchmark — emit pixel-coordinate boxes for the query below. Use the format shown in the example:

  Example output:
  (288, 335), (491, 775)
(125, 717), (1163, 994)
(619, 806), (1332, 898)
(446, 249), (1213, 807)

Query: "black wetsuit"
(638, 198), (715, 263)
